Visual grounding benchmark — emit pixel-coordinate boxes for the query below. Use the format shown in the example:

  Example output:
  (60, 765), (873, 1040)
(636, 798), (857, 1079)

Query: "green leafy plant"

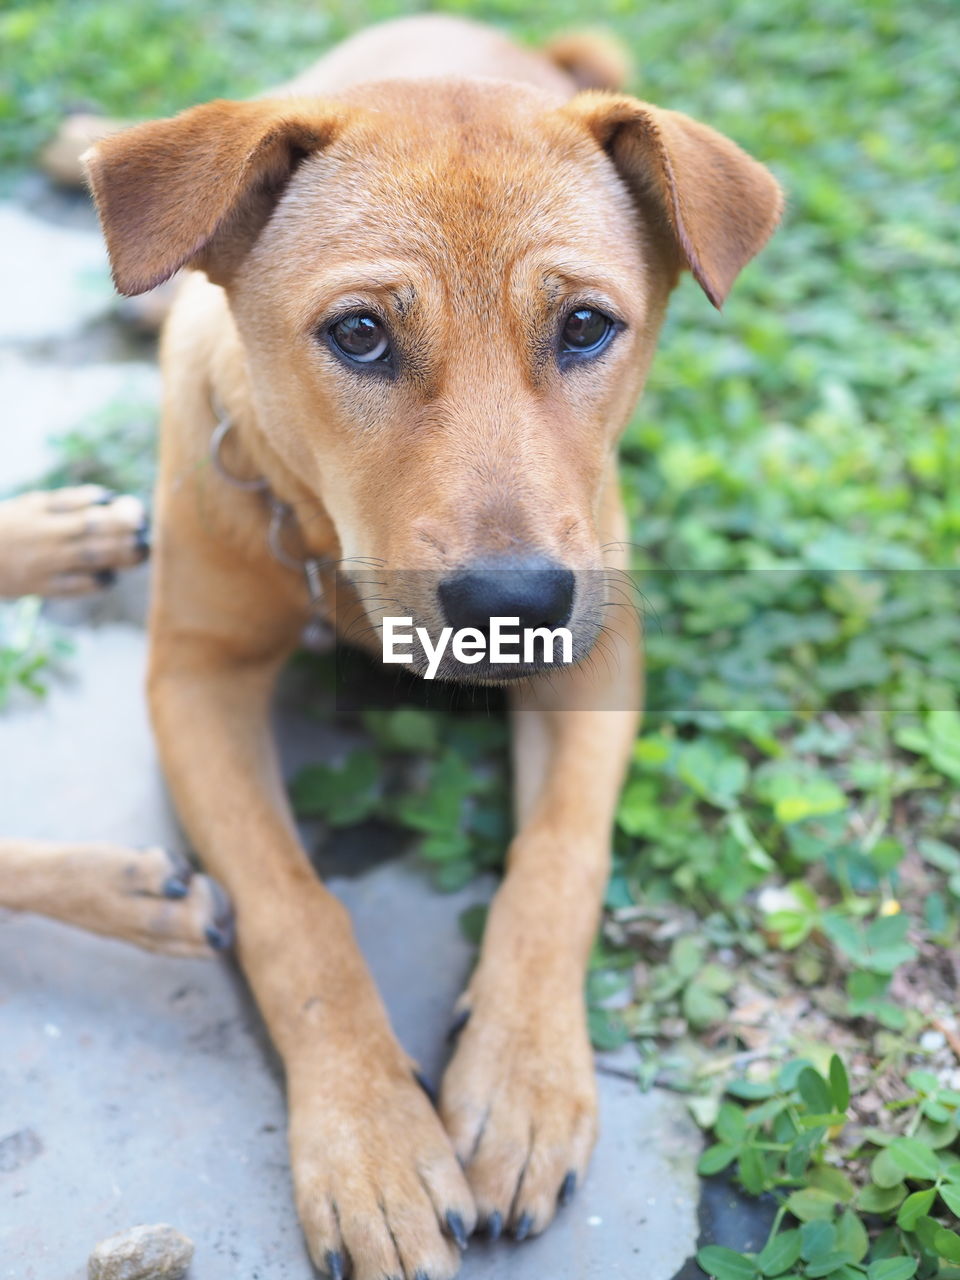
(697, 1054), (960, 1280)
(291, 705), (509, 891)
(34, 399), (159, 499)
(0, 598), (71, 708)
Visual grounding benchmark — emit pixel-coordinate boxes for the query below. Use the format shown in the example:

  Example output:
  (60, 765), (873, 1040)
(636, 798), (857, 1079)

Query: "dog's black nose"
(438, 558), (575, 633)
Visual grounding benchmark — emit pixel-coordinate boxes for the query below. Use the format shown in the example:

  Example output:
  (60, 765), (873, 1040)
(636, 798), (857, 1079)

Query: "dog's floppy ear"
(83, 98), (347, 296)
(561, 93), (783, 308)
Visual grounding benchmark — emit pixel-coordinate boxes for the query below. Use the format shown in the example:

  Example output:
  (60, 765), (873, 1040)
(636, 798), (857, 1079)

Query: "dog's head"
(85, 78), (781, 682)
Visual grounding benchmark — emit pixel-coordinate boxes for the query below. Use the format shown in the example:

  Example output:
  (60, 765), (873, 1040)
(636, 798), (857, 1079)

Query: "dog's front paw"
(289, 1053), (475, 1280)
(439, 991), (597, 1241)
(32, 841), (233, 957)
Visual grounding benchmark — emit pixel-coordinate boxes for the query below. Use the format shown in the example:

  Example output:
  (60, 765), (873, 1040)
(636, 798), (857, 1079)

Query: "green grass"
(3, 0), (959, 1273)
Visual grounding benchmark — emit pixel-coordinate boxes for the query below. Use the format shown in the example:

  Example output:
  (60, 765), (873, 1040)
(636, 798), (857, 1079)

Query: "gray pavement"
(0, 178), (701, 1279)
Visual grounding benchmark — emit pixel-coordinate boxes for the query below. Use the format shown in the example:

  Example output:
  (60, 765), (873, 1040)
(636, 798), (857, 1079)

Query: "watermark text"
(383, 616), (573, 679)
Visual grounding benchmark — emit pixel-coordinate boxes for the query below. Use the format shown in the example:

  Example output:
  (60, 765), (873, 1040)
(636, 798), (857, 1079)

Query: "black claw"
(207, 879), (235, 949)
(446, 1210), (468, 1251)
(94, 568), (117, 588)
(414, 1070), (437, 1106)
(204, 924), (231, 951)
(93, 490), (118, 505)
(204, 910), (234, 952)
(486, 1211), (503, 1241)
(164, 848), (193, 879)
(134, 521), (151, 561)
(447, 1008), (471, 1043)
(162, 874), (189, 899)
(324, 1250), (344, 1280)
(513, 1212), (533, 1242)
(559, 1170), (577, 1207)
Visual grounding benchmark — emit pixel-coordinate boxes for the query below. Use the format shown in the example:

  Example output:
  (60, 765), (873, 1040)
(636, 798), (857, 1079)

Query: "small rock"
(920, 1029), (946, 1052)
(88, 1224), (194, 1280)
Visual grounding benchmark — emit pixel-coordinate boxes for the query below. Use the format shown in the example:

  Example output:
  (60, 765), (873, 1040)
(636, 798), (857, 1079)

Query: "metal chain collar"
(209, 408), (331, 647)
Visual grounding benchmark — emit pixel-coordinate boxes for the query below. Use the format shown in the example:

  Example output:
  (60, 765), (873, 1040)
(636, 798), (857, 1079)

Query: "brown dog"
(78, 15), (781, 1278)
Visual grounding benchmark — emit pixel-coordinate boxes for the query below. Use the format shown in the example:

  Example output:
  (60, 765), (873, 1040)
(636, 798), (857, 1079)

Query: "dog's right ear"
(83, 98), (347, 296)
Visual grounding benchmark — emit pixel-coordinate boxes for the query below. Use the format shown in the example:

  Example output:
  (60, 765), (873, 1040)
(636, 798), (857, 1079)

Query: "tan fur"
(544, 30), (631, 91)
(78, 15), (781, 1276)
(563, 91), (784, 306)
(0, 839), (229, 957)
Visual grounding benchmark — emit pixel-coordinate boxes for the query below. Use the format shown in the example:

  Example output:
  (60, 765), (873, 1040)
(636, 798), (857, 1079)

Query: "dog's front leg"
(149, 631), (474, 1279)
(440, 585), (641, 1240)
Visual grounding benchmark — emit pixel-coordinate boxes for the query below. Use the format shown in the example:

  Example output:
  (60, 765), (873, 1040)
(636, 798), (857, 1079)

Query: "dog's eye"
(328, 314), (390, 365)
(560, 307), (614, 356)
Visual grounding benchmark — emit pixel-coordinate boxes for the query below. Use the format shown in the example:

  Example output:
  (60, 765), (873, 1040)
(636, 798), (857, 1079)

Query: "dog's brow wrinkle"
(391, 285), (416, 317)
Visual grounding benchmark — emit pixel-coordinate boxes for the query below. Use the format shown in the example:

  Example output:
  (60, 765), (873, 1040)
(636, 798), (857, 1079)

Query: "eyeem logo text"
(383, 616), (574, 680)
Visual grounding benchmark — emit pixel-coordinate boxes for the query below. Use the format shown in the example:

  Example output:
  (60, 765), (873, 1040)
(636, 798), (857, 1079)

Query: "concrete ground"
(0, 177), (701, 1279)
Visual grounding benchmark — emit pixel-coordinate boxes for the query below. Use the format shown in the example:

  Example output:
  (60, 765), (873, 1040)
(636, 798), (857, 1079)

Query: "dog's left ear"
(560, 93), (783, 308)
